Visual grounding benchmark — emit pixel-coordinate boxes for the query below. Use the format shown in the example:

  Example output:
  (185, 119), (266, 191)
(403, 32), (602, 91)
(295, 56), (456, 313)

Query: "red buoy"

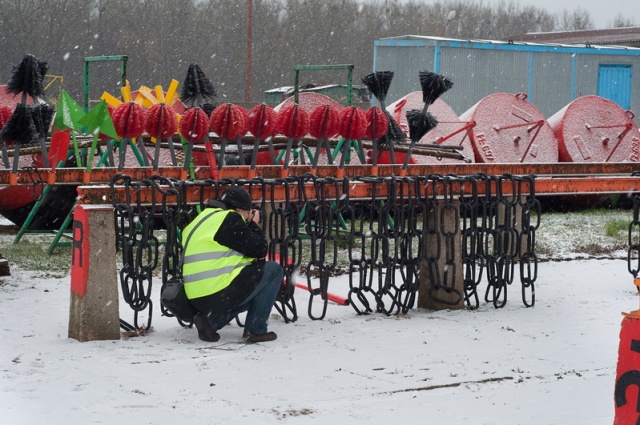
(549, 95), (640, 163)
(0, 106), (12, 129)
(460, 92), (558, 163)
(275, 92), (344, 114)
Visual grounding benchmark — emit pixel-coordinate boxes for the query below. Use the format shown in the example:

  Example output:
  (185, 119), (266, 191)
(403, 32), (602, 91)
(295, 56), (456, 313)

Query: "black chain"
(110, 174), (159, 332)
(396, 176), (425, 313)
(423, 175), (464, 306)
(628, 173), (640, 278)
(459, 174), (483, 309)
(347, 176), (382, 314)
(515, 174), (539, 307)
(156, 177), (188, 323)
(266, 176), (302, 323)
(109, 174), (540, 329)
(301, 175), (337, 319)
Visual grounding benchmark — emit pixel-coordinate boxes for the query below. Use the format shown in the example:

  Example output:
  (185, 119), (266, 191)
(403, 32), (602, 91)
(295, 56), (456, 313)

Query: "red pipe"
(204, 140), (219, 179)
(294, 282), (349, 306)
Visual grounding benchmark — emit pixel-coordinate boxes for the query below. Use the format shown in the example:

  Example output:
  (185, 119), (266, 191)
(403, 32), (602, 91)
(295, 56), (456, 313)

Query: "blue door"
(598, 64), (632, 110)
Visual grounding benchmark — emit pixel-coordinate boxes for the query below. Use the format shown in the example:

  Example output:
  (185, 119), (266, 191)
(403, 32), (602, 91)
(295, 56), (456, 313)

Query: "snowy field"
(0, 256), (635, 424)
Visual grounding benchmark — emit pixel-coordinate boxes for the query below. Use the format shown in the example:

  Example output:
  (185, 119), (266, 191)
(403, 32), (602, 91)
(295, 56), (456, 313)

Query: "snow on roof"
(264, 86), (293, 93)
(507, 27), (640, 46)
(378, 34), (640, 52)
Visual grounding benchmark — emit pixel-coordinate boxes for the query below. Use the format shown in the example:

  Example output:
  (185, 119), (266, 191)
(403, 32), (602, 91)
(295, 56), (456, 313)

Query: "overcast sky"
(521, 0), (637, 28)
(386, 0), (638, 29)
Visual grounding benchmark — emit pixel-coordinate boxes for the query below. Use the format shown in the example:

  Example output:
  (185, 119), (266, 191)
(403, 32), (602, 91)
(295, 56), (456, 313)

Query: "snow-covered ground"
(0, 258), (634, 424)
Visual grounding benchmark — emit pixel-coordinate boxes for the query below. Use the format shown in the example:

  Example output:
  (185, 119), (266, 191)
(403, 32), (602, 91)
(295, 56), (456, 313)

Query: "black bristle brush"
(4, 54), (50, 170)
(0, 104), (37, 172)
(374, 110), (404, 164)
(418, 70), (453, 110)
(6, 54), (46, 103)
(180, 63), (217, 107)
(362, 71), (394, 108)
(202, 102), (217, 116)
(398, 70), (452, 169)
(407, 109), (438, 143)
(403, 109), (438, 169)
(362, 71), (399, 164)
(382, 110), (405, 141)
(32, 104), (56, 168)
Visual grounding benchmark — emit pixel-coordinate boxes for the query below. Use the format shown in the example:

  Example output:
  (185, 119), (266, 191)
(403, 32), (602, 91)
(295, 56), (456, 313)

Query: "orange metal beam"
(4, 163), (640, 205)
(2, 162), (640, 186)
(534, 176), (640, 196)
(76, 175), (640, 206)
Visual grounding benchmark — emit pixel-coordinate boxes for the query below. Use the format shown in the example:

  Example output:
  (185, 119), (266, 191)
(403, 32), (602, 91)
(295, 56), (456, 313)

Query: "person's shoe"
(242, 331), (277, 343)
(193, 313), (220, 342)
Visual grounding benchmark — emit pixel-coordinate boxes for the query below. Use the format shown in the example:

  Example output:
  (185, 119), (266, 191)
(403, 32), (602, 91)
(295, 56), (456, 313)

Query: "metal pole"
(83, 55), (128, 111)
(246, 0), (253, 103)
(83, 61), (90, 112)
(120, 57), (128, 96)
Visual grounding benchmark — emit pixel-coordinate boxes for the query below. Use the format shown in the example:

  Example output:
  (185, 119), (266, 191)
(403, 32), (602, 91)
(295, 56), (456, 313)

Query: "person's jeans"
(204, 261), (283, 335)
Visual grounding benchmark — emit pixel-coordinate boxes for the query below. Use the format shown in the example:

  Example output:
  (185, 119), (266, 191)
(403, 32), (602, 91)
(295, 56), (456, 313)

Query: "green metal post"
(48, 204), (75, 255)
(293, 64), (354, 106)
(13, 158), (68, 244)
(83, 61), (90, 114)
(294, 68), (300, 104)
(346, 66), (353, 106)
(83, 55), (128, 112)
(13, 186), (52, 244)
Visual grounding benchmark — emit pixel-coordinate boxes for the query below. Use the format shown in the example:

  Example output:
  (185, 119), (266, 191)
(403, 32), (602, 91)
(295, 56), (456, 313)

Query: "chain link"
(111, 174), (158, 331)
(515, 174), (539, 307)
(109, 173), (540, 328)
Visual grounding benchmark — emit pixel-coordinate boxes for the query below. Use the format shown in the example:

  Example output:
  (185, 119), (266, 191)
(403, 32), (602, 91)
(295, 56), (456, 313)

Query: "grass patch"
(0, 236), (71, 278)
(605, 219), (629, 238)
(0, 206), (635, 275)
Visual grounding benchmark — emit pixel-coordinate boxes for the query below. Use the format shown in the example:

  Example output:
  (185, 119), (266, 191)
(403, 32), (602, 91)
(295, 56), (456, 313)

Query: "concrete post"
(497, 195), (525, 258)
(68, 205), (120, 341)
(418, 200), (465, 310)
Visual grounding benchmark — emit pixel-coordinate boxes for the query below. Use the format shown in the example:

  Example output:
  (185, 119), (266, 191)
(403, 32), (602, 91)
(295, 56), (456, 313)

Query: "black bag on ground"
(162, 209), (222, 324)
(161, 277), (197, 322)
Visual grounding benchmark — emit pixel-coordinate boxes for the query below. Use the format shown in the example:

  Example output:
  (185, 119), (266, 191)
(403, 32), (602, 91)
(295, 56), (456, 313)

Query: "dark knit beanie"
(220, 186), (252, 210)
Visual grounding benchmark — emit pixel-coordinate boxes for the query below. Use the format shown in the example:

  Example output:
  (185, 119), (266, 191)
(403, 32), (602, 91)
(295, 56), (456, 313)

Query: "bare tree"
(0, 0), (604, 105)
(557, 7), (594, 31)
(611, 13), (636, 28)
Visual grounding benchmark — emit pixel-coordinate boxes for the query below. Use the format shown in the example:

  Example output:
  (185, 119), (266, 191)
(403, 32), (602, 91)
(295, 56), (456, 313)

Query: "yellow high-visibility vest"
(181, 208), (253, 299)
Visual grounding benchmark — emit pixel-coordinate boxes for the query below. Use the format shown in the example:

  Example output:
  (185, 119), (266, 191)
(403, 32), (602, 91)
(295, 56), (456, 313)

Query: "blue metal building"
(373, 36), (640, 123)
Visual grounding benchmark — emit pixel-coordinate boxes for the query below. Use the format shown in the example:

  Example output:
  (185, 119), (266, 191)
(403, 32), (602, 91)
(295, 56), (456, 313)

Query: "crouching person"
(182, 186), (283, 343)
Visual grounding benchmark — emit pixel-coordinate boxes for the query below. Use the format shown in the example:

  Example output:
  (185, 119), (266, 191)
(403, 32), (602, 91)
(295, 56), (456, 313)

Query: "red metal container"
(274, 92), (344, 113)
(460, 92), (558, 163)
(0, 84), (34, 109)
(386, 92), (475, 164)
(548, 95), (640, 163)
